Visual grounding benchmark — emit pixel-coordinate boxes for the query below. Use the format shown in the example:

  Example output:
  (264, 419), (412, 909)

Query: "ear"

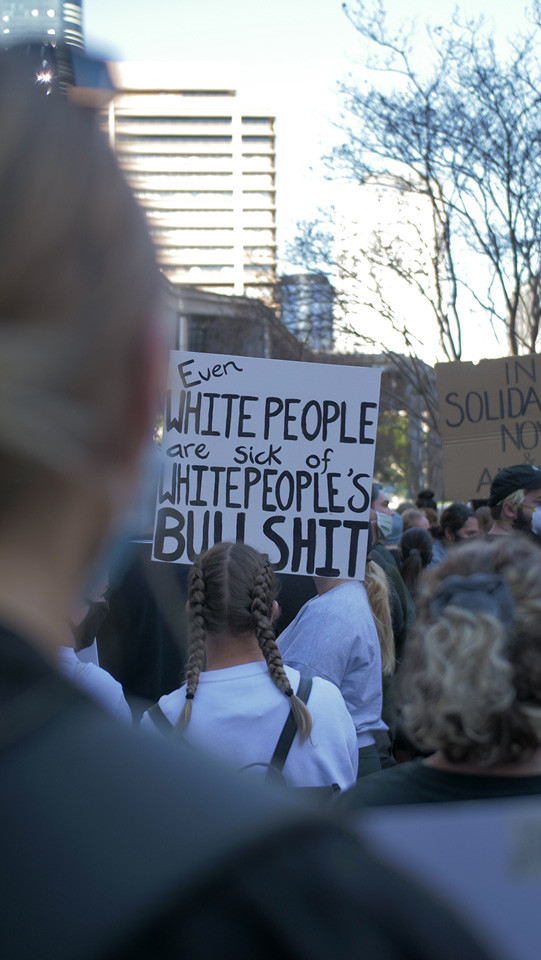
(501, 500), (517, 521)
(270, 599), (279, 623)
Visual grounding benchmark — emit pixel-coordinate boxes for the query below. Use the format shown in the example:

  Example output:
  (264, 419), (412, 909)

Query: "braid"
(175, 556), (206, 734)
(251, 556), (312, 742)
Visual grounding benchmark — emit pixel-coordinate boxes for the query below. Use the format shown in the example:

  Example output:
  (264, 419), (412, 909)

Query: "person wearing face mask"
(369, 487), (413, 655)
(487, 464), (541, 537)
(531, 504), (541, 542)
(371, 485), (402, 559)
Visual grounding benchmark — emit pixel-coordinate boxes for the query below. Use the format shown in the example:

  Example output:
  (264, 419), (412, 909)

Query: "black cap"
(488, 464), (541, 507)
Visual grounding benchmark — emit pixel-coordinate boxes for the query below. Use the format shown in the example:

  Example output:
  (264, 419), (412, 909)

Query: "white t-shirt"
(140, 661), (358, 789)
(57, 646), (132, 724)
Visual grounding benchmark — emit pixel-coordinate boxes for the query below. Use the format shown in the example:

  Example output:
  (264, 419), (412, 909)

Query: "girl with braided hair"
(141, 542), (358, 788)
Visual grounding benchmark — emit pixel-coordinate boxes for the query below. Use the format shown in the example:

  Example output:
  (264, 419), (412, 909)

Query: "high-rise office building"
(107, 62), (277, 298)
(0, 2), (83, 49)
(277, 273), (335, 352)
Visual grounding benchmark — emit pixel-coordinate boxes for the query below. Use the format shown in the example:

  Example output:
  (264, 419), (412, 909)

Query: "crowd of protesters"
(0, 44), (536, 960)
(91, 464), (541, 804)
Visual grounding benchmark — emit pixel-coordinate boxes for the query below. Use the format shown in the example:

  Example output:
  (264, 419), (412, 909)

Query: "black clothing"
(275, 574), (318, 635)
(0, 624), (492, 960)
(97, 541), (188, 713)
(372, 544), (411, 657)
(338, 757), (541, 811)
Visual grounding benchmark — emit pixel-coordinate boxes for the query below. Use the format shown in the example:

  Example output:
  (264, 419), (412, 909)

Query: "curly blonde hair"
(176, 542), (312, 740)
(398, 537), (541, 765)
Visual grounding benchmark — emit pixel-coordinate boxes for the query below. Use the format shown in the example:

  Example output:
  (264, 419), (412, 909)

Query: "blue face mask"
(532, 506), (541, 537)
(82, 440), (161, 597)
(376, 511), (396, 540)
(382, 510), (403, 545)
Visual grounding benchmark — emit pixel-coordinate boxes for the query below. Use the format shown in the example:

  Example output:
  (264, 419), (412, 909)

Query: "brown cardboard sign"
(435, 355), (541, 500)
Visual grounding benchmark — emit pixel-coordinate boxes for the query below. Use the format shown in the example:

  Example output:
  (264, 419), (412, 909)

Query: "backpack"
(147, 675), (341, 801)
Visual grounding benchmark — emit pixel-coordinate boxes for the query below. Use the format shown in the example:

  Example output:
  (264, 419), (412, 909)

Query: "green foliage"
(374, 408), (420, 498)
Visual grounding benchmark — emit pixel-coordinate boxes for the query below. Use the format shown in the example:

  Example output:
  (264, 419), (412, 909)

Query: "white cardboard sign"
(153, 351), (381, 578)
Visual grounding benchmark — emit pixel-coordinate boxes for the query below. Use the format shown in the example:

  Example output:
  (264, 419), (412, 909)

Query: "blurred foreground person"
(0, 53), (492, 960)
(339, 537), (541, 811)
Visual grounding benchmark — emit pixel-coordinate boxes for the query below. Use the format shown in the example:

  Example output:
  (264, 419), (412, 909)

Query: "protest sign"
(435, 354), (541, 500)
(153, 351), (381, 578)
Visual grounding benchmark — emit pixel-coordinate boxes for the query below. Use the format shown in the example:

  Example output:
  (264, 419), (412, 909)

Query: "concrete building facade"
(108, 62), (277, 298)
(0, 2), (83, 48)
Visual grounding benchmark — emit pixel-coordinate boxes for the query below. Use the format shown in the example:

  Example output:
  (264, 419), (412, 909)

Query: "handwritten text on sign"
(153, 352), (381, 578)
(435, 354), (541, 500)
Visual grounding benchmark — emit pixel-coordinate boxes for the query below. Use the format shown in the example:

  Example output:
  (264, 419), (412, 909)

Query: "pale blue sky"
(84, 0), (531, 237)
(84, 0), (528, 62)
(85, 0), (358, 61)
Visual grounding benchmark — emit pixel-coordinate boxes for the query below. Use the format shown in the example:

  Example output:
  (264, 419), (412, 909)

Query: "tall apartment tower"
(0, 2), (83, 48)
(108, 63), (277, 298)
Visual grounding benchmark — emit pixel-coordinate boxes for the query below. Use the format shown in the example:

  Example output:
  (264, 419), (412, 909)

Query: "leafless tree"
(324, 0), (541, 358)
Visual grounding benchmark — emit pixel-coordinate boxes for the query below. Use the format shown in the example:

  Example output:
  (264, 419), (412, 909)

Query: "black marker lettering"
(177, 359), (200, 388)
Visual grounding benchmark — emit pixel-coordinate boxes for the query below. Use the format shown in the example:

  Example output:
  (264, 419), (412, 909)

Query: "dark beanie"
(488, 464), (541, 507)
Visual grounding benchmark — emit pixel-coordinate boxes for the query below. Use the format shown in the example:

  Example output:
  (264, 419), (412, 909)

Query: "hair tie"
(430, 573), (515, 625)
(185, 692), (194, 700)
(409, 548), (420, 558)
(286, 688), (294, 697)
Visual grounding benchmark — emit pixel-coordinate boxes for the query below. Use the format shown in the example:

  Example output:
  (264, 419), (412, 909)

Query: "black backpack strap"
(267, 675), (312, 778)
(147, 701), (174, 734)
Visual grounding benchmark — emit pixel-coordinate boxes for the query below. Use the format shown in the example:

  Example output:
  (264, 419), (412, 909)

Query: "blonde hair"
(399, 537), (541, 765)
(490, 488), (525, 521)
(401, 508), (426, 532)
(177, 542), (312, 741)
(0, 55), (160, 510)
(364, 560), (395, 676)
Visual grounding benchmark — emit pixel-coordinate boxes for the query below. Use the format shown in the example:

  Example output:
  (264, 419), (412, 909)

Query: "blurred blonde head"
(0, 54), (160, 518)
(399, 537), (541, 765)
